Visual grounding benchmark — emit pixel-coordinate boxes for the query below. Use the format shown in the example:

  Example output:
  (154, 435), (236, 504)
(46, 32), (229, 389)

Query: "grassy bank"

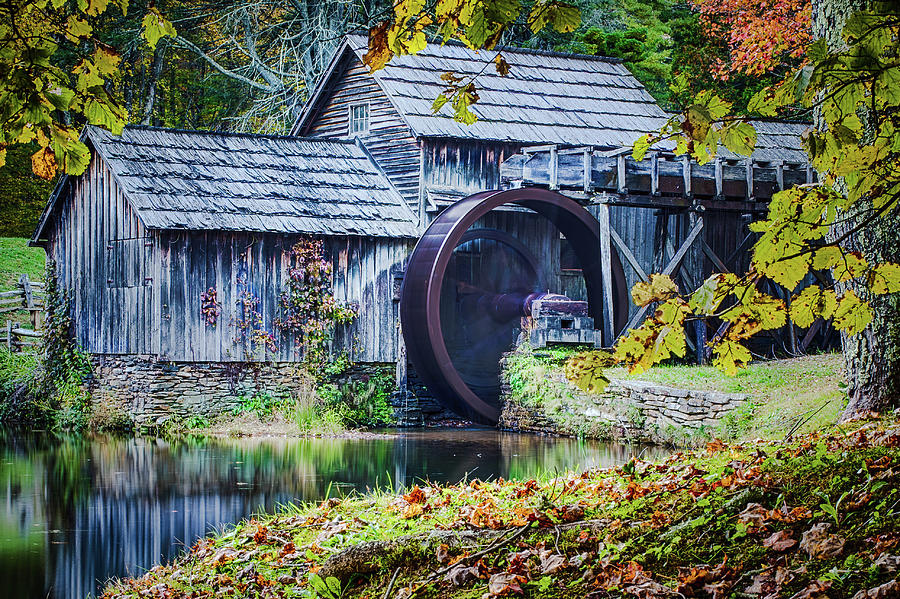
(505, 345), (845, 444)
(0, 237), (44, 291)
(101, 413), (900, 599)
(607, 353), (846, 441)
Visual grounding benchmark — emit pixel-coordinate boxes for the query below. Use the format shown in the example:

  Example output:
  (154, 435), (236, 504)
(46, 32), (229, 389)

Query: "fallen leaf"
(404, 485), (426, 504)
(446, 564), (479, 587)
(539, 551), (567, 575)
(402, 503), (424, 519)
(799, 523), (845, 559)
(436, 543), (451, 565)
(852, 580), (900, 599)
(487, 572), (526, 595)
(763, 530), (798, 552)
(788, 579), (832, 599)
(874, 553), (900, 573)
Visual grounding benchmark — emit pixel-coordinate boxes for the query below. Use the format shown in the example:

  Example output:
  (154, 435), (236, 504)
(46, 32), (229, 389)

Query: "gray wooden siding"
(156, 231), (411, 363)
(422, 139), (519, 199)
(303, 52), (421, 211)
(48, 153), (153, 355)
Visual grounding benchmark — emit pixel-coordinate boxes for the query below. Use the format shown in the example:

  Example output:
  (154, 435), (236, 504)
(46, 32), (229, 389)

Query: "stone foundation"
(88, 355), (314, 427)
(499, 364), (748, 443)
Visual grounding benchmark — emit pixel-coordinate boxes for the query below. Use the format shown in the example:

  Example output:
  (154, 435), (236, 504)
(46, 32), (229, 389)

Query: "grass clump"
(99, 413), (900, 599)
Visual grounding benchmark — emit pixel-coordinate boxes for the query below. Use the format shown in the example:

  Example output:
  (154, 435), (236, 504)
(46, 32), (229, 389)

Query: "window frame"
(347, 102), (370, 137)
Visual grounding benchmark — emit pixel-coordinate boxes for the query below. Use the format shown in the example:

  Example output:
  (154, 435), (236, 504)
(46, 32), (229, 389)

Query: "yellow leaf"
(31, 146), (58, 180)
(494, 54), (510, 76)
(790, 286), (837, 328)
(832, 290), (872, 335)
(711, 338), (752, 376)
(631, 274), (679, 307)
(869, 262), (900, 295)
(363, 21), (393, 72)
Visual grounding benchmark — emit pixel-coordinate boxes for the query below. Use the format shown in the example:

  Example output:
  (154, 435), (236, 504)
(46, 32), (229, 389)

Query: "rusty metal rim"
(400, 188), (629, 424)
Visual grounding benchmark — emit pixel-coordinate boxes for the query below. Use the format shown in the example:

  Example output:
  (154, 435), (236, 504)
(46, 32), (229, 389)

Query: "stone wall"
(88, 355), (314, 427)
(88, 355), (451, 428)
(499, 367), (749, 443)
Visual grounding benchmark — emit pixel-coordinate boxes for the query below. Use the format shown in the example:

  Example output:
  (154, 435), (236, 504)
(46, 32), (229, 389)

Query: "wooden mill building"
(30, 36), (813, 422)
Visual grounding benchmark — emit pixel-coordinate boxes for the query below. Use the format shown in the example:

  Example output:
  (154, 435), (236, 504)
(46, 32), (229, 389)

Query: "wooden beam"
(609, 226), (649, 282)
(597, 202), (616, 345)
(549, 145), (559, 190)
(701, 241), (731, 273)
(619, 218), (705, 336)
(800, 317), (825, 352)
(714, 158), (723, 197)
(776, 160), (785, 191)
(617, 153), (626, 193)
(651, 153), (659, 196)
(583, 148), (592, 193)
(682, 155), (692, 197)
(745, 160), (754, 200)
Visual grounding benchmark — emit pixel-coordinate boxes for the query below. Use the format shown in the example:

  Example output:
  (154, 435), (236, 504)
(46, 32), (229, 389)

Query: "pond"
(0, 428), (669, 599)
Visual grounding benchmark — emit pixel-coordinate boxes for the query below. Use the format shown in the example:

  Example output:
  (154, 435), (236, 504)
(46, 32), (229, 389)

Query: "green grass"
(0, 237), (45, 292)
(607, 353), (846, 441)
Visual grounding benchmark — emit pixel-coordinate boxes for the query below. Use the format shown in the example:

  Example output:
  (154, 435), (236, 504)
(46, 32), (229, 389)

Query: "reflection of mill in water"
(0, 432), (668, 599)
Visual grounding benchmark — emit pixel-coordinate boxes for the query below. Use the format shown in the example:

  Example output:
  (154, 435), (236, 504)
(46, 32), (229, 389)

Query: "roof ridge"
(102, 124), (358, 145)
(345, 33), (625, 64)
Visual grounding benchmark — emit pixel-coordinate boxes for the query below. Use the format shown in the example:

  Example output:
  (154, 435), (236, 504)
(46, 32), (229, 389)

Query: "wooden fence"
(0, 274), (45, 352)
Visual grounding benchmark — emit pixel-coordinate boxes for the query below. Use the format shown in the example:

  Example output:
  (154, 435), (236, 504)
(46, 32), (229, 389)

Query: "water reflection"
(0, 428), (667, 599)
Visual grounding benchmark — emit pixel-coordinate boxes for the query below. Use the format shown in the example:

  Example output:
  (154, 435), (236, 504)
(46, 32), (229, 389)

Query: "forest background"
(0, 0), (808, 238)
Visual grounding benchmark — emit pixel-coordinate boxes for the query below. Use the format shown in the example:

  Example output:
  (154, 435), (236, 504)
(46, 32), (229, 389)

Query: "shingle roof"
(33, 126), (419, 242)
(744, 120), (810, 163)
(295, 36), (809, 162)
(297, 35), (669, 147)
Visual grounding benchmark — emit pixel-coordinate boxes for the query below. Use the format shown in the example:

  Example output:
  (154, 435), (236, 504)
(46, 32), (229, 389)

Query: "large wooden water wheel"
(400, 189), (629, 424)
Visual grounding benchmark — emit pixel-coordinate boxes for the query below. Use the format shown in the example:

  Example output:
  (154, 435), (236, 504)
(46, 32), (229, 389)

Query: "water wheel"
(400, 189), (629, 424)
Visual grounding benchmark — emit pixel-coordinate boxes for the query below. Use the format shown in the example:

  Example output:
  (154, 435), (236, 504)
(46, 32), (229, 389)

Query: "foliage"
(0, 0), (176, 180)
(41, 260), (92, 430)
(588, 5), (900, 387)
(274, 239), (356, 378)
(0, 261), (91, 428)
(316, 369), (396, 429)
(99, 414), (900, 599)
(691, 0), (810, 79)
(235, 288), (278, 357)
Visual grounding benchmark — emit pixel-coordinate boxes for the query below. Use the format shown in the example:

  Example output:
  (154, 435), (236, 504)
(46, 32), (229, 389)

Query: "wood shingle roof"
(33, 126), (419, 242)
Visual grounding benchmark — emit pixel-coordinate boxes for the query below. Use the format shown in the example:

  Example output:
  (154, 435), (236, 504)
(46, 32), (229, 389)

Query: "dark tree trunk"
(814, 0), (900, 418)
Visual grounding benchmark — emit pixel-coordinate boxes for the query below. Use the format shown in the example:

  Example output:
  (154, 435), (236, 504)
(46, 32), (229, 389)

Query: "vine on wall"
(275, 238), (356, 376)
(200, 287), (220, 327)
(236, 284), (278, 356)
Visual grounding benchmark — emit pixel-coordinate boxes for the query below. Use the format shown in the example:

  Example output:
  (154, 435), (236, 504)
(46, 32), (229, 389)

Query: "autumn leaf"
(494, 53), (510, 76)
(631, 274), (679, 307)
(762, 530), (798, 552)
(31, 146), (58, 180)
(142, 7), (177, 50)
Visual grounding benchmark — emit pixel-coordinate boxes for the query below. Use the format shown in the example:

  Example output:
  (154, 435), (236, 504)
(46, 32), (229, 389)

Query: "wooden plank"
(617, 153), (626, 193)
(609, 226), (648, 282)
(549, 145), (559, 190)
(650, 153), (659, 195)
(582, 148), (591, 193)
(682, 155), (692, 197)
(714, 158), (723, 197)
(596, 203), (616, 345)
(701, 241), (731, 273)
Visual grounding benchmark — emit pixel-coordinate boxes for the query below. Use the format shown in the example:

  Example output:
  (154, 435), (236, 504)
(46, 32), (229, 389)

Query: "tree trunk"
(814, 0), (900, 419)
(141, 40), (168, 126)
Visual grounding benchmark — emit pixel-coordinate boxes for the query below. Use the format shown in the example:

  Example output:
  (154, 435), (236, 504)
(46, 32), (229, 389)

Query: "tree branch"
(174, 36), (280, 92)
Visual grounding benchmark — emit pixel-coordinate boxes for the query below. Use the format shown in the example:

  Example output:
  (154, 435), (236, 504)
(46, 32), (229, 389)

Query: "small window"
(348, 103), (369, 136)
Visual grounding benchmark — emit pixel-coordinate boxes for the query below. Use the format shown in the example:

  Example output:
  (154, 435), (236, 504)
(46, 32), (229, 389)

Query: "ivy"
(200, 287), (220, 327)
(274, 238), (356, 378)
